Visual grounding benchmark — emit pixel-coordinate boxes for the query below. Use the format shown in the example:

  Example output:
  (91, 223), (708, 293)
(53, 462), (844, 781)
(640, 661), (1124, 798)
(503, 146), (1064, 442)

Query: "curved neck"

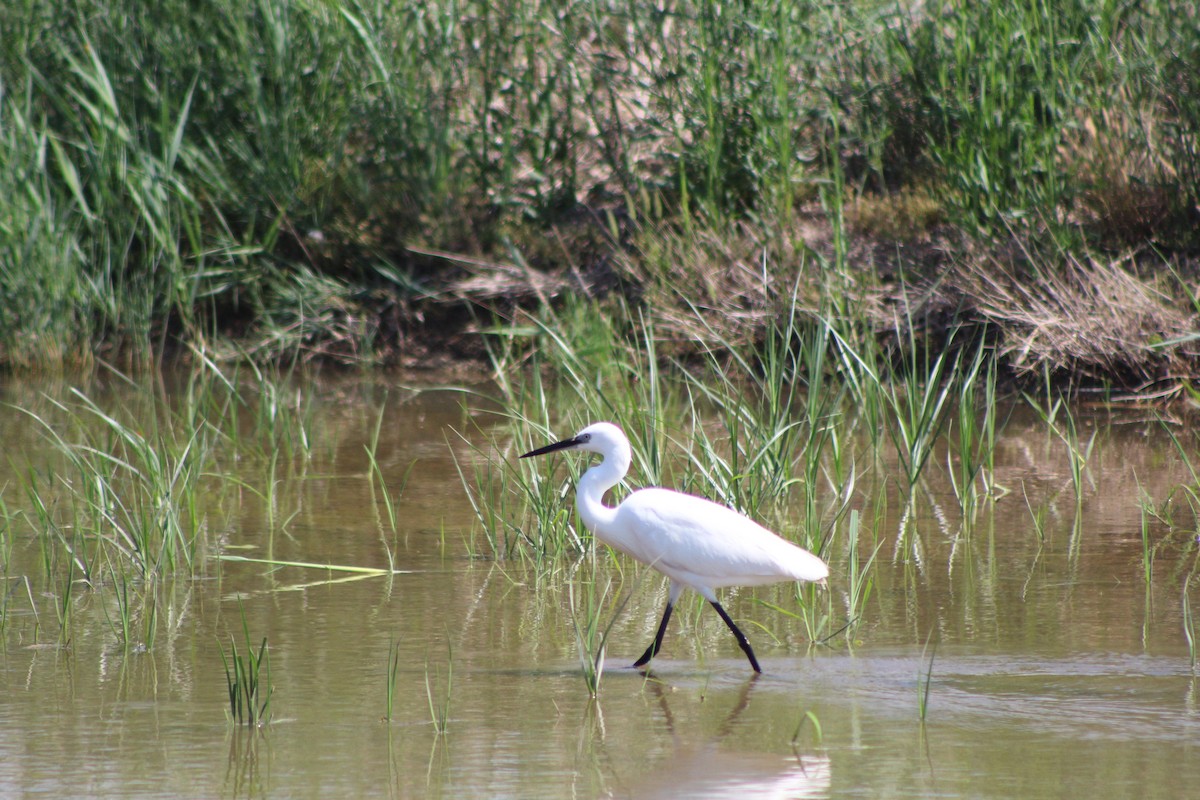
(574, 443), (630, 538)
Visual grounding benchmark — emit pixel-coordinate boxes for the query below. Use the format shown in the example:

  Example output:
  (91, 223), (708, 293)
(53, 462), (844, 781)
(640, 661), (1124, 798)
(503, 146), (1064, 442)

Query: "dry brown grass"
(443, 204), (1200, 393)
(620, 219), (849, 350)
(849, 189), (946, 243)
(1066, 98), (1184, 247)
(951, 255), (1199, 385)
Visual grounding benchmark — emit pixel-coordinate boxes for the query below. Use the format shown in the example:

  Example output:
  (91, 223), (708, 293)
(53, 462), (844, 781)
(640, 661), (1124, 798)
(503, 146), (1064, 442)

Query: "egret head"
(520, 421), (628, 460)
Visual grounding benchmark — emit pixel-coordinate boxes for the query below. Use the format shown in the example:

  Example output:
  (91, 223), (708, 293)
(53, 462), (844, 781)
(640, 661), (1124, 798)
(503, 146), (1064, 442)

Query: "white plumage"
(521, 421), (828, 672)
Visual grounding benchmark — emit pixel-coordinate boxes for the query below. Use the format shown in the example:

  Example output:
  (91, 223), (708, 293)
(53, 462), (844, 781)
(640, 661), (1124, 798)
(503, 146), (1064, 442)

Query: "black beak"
(520, 435), (582, 459)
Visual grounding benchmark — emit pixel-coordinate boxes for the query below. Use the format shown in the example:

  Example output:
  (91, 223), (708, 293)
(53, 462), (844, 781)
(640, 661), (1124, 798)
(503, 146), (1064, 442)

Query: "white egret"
(520, 421), (829, 673)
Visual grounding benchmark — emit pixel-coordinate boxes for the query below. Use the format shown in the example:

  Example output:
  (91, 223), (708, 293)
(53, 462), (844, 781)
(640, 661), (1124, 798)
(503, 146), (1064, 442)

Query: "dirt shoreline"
(353, 210), (1200, 400)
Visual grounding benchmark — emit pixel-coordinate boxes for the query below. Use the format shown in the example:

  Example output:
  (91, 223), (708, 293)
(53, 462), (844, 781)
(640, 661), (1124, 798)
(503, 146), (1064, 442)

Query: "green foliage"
(2, 1), (1198, 364)
(888, 0), (1086, 229)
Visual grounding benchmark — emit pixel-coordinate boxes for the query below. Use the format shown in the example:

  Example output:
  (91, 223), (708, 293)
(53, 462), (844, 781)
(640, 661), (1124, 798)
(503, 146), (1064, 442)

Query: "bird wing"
(613, 488), (827, 591)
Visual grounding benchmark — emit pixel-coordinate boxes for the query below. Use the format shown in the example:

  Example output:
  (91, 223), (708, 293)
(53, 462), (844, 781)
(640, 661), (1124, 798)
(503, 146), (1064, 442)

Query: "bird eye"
(578, 433), (591, 442)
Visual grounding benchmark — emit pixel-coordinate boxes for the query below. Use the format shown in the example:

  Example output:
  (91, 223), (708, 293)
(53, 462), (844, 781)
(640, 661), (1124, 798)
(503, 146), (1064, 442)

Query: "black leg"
(710, 601), (762, 673)
(633, 600), (674, 668)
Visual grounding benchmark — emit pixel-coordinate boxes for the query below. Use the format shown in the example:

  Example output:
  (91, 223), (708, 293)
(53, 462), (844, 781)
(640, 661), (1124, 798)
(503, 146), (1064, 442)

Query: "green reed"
(0, 35), (202, 367)
(191, 359), (317, 533)
(476, 274), (993, 650)
(1161, 425), (1200, 530)
(947, 343), (1001, 518)
(1027, 393), (1096, 516)
(451, 420), (587, 562)
(385, 636), (402, 723)
(461, 246), (1200, 679)
(53, 556), (76, 638)
(365, 400), (413, 535)
(212, 360), (316, 463)
(143, 587), (158, 652)
(5, 360), (330, 631)
(0, 563), (9, 633)
(836, 319), (992, 499)
(568, 574), (609, 697)
(221, 603), (273, 727)
(794, 581), (833, 646)
(108, 568), (134, 649)
(0, 576), (16, 634)
(841, 510), (881, 635)
(1024, 485), (1049, 546)
(766, 573), (835, 646)
(424, 643), (453, 736)
(1184, 577), (1196, 675)
(674, 287), (842, 532)
(887, 335), (969, 495)
(460, 294), (678, 561)
(97, 565), (160, 652)
(888, 1), (1081, 233)
(918, 632), (937, 722)
(567, 556), (636, 697)
(1140, 502), (1155, 588)
(831, 324), (886, 453)
(507, 275), (862, 562)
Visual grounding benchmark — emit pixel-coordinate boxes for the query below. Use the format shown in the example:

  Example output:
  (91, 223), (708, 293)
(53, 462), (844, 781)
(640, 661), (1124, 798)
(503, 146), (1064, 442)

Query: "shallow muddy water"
(1, 371), (1198, 798)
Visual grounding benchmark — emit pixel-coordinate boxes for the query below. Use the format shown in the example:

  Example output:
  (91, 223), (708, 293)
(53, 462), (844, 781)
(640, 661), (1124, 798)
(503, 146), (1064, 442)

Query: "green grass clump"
(222, 604), (273, 727)
(3, 360), (327, 644)
(17, 388), (212, 582)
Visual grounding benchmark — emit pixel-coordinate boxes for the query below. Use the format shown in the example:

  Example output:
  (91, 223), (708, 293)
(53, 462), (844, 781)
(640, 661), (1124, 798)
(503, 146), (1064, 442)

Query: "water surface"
(1, 372), (1197, 798)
